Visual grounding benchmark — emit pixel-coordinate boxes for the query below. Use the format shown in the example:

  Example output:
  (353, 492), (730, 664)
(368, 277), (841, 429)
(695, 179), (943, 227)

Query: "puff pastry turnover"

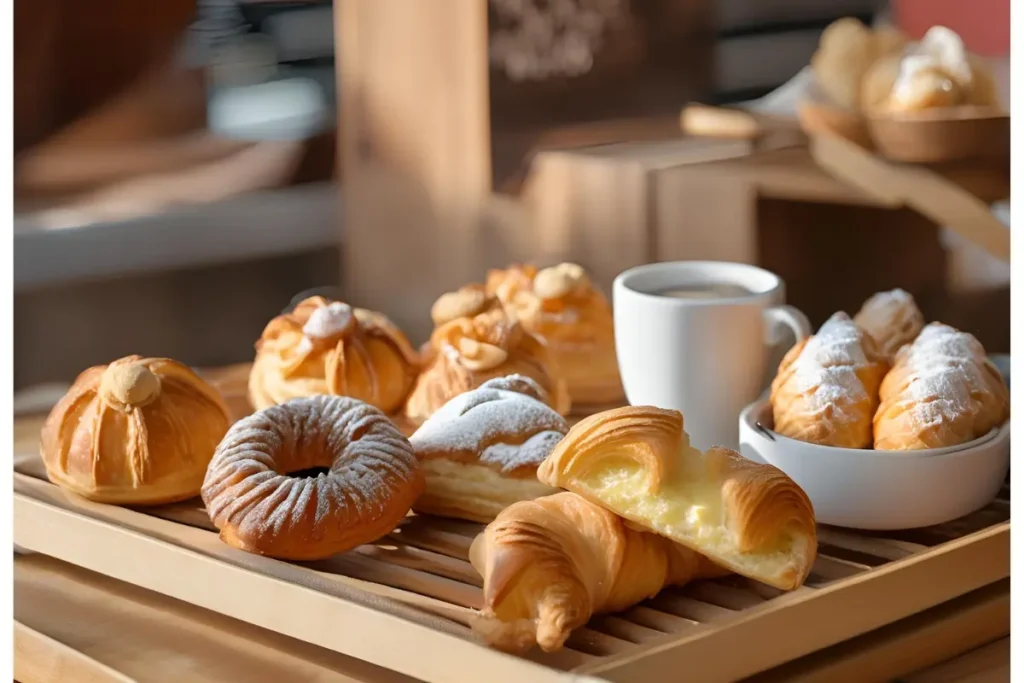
(853, 289), (925, 363)
(537, 406), (817, 591)
(469, 491), (726, 652)
(771, 312), (888, 449)
(409, 375), (566, 523)
(874, 322), (1009, 450)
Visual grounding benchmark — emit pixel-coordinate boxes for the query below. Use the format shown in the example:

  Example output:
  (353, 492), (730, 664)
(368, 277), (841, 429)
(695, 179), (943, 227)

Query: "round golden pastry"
(486, 262), (623, 406)
(40, 355), (232, 505)
(405, 306), (570, 426)
(420, 284), (506, 366)
(202, 395), (423, 560)
(248, 296), (419, 413)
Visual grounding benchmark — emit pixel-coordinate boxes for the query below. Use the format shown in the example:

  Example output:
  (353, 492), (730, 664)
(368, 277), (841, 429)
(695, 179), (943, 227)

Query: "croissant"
(771, 312), (888, 449)
(248, 296), (419, 413)
(469, 491), (726, 653)
(40, 355), (231, 505)
(404, 306), (570, 425)
(409, 375), (566, 522)
(874, 323), (1009, 450)
(537, 406), (817, 591)
(853, 288), (925, 363)
(487, 263), (623, 407)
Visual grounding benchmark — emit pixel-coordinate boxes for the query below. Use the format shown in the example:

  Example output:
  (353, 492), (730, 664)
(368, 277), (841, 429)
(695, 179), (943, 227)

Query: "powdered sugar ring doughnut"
(201, 395), (423, 560)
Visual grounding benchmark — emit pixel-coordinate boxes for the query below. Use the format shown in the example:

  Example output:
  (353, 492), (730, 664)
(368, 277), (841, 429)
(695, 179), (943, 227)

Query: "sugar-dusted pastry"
(538, 406), (816, 591)
(874, 323), (1009, 451)
(40, 355), (231, 505)
(248, 296), (419, 413)
(771, 312), (888, 448)
(409, 375), (566, 523)
(862, 26), (1002, 113)
(404, 307), (570, 425)
(853, 288), (925, 363)
(202, 395), (423, 560)
(486, 262), (623, 406)
(469, 492), (726, 652)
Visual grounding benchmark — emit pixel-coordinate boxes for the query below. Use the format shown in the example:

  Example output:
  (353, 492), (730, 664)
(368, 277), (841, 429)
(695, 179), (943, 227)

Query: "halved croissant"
(537, 406), (817, 590)
(469, 491), (725, 653)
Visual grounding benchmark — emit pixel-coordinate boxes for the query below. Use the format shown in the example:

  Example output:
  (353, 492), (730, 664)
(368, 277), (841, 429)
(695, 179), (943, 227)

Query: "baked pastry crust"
(874, 323), (1009, 450)
(404, 306), (570, 425)
(409, 375), (567, 522)
(486, 262), (623, 406)
(853, 288), (925, 363)
(538, 406), (817, 591)
(248, 296), (419, 414)
(810, 18), (908, 111)
(771, 312), (888, 449)
(40, 355), (231, 505)
(202, 395), (423, 560)
(469, 491), (726, 652)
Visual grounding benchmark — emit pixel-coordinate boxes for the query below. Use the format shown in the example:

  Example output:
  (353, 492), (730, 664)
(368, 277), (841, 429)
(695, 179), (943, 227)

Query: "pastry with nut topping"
(248, 296), (419, 413)
(40, 355), (232, 505)
(487, 262), (623, 407)
(404, 306), (570, 426)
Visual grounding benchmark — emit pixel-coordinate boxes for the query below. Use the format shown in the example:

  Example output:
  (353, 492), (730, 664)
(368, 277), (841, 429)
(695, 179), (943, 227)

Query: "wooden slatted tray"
(12, 370), (1011, 683)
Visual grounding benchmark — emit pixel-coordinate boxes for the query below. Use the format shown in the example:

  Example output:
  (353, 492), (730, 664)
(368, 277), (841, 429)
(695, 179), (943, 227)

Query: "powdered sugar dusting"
(201, 395), (419, 551)
(854, 289), (924, 359)
(410, 375), (568, 473)
(787, 313), (873, 425)
(303, 302), (353, 339)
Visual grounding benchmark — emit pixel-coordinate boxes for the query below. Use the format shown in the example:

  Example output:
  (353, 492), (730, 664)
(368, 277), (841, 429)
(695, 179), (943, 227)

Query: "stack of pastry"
(809, 19), (1000, 122)
(486, 262), (624, 407)
(404, 293), (570, 425)
(770, 289), (1009, 451)
(470, 405), (817, 652)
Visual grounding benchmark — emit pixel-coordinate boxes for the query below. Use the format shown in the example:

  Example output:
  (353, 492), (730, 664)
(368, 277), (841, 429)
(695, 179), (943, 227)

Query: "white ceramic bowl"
(738, 400), (1010, 530)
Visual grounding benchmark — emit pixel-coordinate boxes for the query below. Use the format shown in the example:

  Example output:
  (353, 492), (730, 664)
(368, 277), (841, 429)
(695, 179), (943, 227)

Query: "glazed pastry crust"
(202, 395), (423, 560)
(469, 492), (726, 652)
(874, 323), (1009, 450)
(404, 307), (570, 425)
(409, 375), (567, 522)
(771, 312), (889, 449)
(853, 288), (925, 363)
(248, 296), (419, 414)
(40, 355), (231, 505)
(537, 406), (817, 591)
(486, 263), (623, 406)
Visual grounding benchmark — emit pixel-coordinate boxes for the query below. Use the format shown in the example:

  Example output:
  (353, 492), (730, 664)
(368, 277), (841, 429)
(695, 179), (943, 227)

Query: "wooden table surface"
(12, 376), (1010, 683)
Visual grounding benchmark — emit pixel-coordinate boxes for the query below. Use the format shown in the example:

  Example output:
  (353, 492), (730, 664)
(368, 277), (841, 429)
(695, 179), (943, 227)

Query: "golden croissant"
(469, 491), (726, 653)
(537, 406), (817, 590)
(874, 323), (1009, 450)
(771, 312), (888, 449)
(404, 306), (570, 425)
(248, 296), (419, 413)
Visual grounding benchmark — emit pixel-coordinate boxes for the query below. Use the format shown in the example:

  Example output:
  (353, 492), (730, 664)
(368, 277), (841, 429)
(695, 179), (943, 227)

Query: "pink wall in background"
(893, 0), (1010, 55)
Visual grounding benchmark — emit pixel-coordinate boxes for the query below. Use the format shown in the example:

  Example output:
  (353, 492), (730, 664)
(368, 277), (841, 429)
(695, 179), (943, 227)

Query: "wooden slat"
(14, 621), (135, 683)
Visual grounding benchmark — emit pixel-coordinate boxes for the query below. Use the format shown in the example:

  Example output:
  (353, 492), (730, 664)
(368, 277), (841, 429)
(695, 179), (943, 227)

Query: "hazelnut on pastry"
(40, 355), (232, 505)
(486, 262), (623, 407)
(404, 306), (570, 426)
(248, 296), (419, 414)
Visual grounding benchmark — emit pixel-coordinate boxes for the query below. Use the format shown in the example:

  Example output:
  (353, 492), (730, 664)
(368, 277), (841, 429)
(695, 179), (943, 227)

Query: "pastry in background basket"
(404, 306), (570, 425)
(861, 26), (1002, 113)
(874, 323), (1009, 451)
(853, 288), (925, 363)
(486, 262), (624, 407)
(469, 491), (727, 653)
(248, 296), (419, 414)
(409, 375), (566, 523)
(202, 395), (423, 560)
(40, 355), (231, 505)
(538, 406), (817, 591)
(810, 18), (908, 111)
(771, 312), (888, 449)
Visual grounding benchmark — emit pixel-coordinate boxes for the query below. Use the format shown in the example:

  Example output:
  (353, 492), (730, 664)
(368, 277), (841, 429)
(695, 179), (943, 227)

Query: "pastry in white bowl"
(409, 375), (567, 522)
(874, 322), (1009, 450)
(854, 288), (925, 363)
(770, 312), (889, 449)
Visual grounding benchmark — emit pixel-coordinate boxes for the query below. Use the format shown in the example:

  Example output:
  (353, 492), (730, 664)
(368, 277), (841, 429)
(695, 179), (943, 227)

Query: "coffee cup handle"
(763, 305), (812, 348)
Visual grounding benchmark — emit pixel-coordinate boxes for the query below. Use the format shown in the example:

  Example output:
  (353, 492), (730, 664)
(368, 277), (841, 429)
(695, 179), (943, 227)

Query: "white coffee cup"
(613, 261), (810, 451)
